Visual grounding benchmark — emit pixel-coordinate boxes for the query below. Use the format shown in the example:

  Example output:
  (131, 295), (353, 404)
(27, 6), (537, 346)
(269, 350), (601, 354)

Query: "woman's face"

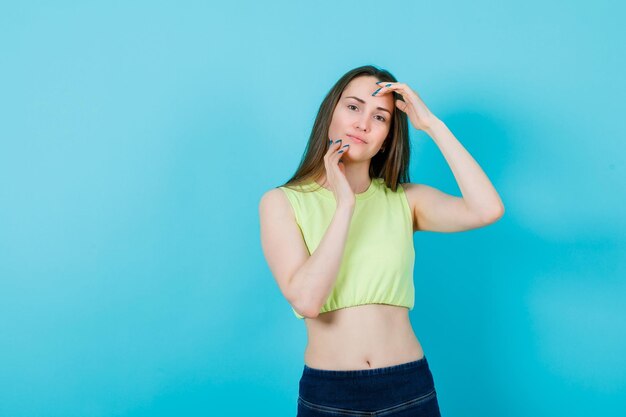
(328, 75), (395, 160)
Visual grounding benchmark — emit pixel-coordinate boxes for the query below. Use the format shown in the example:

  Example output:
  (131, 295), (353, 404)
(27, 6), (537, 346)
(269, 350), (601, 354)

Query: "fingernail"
(342, 144), (349, 147)
(372, 87), (381, 96)
(338, 150), (344, 154)
(385, 83), (392, 87)
(335, 139), (342, 143)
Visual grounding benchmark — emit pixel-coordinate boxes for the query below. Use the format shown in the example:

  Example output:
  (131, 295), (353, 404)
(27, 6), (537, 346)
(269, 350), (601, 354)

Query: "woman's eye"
(348, 105), (386, 122)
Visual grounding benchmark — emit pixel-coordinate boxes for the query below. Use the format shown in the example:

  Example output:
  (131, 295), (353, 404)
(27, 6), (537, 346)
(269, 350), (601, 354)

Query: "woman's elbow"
(483, 204), (505, 224)
(296, 301), (321, 319)
(291, 293), (321, 319)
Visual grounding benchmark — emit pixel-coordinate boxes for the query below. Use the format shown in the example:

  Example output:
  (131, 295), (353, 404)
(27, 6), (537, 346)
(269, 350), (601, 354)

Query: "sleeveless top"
(277, 177), (415, 319)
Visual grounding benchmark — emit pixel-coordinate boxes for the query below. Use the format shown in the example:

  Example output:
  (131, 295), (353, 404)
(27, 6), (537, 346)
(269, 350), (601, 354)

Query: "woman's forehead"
(341, 77), (394, 110)
(344, 76), (379, 91)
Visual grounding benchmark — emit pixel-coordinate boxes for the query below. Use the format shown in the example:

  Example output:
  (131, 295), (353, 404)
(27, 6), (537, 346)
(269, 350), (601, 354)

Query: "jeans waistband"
(302, 355), (428, 378)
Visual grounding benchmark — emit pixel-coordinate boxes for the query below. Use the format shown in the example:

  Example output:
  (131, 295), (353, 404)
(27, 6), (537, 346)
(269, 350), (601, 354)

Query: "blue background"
(1, 1), (624, 416)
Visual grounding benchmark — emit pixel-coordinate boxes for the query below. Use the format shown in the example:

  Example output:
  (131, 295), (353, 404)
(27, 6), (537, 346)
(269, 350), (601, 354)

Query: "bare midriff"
(304, 304), (425, 371)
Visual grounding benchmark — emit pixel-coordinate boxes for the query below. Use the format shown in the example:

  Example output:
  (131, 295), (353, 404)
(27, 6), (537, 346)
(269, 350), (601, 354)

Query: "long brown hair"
(278, 65), (410, 193)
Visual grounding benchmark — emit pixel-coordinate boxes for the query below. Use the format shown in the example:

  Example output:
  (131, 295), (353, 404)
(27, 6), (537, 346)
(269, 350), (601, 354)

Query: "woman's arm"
(289, 203), (354, 318)
(424, 117), (504, 221)
(375, 82), (504, 230)
(401, 118), (504, 233)
(259, 189), (354, 318)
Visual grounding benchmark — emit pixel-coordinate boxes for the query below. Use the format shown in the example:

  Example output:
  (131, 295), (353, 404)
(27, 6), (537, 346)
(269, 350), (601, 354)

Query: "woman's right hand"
(324, 138), (355, 208)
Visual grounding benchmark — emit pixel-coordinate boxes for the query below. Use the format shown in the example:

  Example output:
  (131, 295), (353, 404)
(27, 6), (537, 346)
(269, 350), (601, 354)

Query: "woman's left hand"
(373, 81), (438, 131)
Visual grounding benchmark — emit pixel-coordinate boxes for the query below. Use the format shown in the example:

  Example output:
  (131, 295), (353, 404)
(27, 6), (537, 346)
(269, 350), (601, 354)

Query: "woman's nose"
(354, 114), (370, 131)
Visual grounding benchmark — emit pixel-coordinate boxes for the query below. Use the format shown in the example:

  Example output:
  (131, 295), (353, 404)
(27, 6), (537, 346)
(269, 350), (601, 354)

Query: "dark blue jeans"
(297, 355), (441, 416)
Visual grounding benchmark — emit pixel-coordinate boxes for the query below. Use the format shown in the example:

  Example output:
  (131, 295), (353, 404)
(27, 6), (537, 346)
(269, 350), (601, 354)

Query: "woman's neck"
(316, 163), (372, 194)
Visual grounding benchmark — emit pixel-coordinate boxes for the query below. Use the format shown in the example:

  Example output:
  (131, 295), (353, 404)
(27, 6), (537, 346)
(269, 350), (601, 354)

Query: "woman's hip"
(297, 355), (441, 416)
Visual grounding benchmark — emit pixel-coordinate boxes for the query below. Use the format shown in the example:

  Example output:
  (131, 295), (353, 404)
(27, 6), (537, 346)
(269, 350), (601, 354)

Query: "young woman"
(259, 65), (504, 416)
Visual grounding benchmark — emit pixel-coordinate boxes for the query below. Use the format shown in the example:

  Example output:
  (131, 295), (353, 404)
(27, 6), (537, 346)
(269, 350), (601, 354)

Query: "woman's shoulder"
(260, 183), (290, 202)
(260, 181), (313, 208)
(259, 187), (296, 221)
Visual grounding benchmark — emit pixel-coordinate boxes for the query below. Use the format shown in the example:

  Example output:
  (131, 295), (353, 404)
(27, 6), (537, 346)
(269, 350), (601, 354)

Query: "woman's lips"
(347, 135), (366, 144)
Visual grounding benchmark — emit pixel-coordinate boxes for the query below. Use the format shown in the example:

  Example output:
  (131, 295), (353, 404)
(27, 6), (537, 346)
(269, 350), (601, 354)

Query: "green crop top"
(278, 177), (415, 319)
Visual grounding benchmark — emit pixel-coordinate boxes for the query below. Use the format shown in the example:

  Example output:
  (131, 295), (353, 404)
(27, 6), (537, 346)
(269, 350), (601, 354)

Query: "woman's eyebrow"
(345, 96), (392, 115)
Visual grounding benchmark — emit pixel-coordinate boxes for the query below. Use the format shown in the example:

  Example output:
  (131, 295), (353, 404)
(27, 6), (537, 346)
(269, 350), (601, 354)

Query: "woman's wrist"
(423, 116), (444, 135)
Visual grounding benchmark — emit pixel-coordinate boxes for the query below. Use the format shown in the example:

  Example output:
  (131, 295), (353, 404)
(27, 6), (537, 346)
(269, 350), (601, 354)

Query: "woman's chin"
(339, 153), (368, 163)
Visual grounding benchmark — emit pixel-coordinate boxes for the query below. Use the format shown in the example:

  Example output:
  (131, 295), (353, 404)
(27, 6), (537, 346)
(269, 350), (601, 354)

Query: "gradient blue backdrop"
(1, 1), (624, 416)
